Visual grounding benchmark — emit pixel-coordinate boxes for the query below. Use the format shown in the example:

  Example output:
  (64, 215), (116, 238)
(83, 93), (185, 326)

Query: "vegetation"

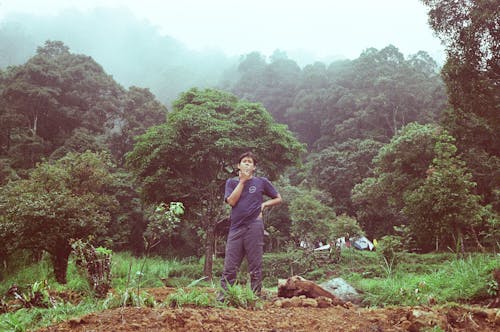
(126, 87), (305, 279)
(1, 251), (498, 331)
(0, 151), (118, 283)
(0, 1), (498, 329)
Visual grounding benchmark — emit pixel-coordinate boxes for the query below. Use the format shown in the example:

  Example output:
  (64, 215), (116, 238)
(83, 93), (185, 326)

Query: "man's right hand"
(239, 169), (251, 183)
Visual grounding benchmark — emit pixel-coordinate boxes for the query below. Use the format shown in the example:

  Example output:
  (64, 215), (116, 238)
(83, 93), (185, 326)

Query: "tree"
(403, 133), (493, 251)
(0, 151), (118, 283)
(421, 0), (499, 211)
(126, 88), (305, 279)
(308, 139), (383, 215)
(352, 123), (442, 239)
(107, 86), (167, 166)
(353, 122), (496, 250)
(1, 40), (124, 169)
(231, 51), (301, 123)
(289, 189), (336, 246)
(331, 214), (365, 240)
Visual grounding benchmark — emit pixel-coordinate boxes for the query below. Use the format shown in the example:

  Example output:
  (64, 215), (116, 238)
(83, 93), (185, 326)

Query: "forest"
(0, 1), (498, 331)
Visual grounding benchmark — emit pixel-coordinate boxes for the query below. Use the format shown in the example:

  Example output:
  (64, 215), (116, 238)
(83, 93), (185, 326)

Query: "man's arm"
(226, 172), (252, 207)
(262, 193), (282, 210)
(226, 180), (245, 207)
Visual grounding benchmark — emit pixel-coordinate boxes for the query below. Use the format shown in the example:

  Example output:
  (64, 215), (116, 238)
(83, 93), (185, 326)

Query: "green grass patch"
(166, 287), (215, 308)
(0, 298), (101, 332)
(221, 283), (261, 309)
(352, 254), (499, 306)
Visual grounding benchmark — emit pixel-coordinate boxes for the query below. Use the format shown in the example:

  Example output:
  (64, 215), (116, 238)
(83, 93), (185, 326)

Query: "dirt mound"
(37, 290), (499, 332)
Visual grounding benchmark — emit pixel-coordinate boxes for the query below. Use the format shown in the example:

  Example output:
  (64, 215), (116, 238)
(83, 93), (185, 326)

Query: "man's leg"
(244, 219), (264, 295)
(220, 226), (245, 293)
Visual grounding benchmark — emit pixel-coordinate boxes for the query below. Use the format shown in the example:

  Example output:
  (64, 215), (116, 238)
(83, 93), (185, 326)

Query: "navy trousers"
(220, 219), (264, 294)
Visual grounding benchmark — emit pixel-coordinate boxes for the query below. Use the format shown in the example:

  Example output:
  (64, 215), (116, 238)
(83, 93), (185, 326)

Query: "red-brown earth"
(37, 287), (499, 331)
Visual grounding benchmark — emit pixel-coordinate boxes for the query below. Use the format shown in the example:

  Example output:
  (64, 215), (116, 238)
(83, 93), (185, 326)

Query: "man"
(220, 152), (282, 298)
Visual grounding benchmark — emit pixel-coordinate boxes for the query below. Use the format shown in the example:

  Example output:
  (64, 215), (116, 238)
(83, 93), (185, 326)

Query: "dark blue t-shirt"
(224, 176), (279, 230)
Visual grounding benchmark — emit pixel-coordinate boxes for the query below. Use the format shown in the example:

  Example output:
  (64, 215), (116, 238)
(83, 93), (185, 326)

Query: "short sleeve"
(224, 178), (237, 202)
(262, 177), (279, 199)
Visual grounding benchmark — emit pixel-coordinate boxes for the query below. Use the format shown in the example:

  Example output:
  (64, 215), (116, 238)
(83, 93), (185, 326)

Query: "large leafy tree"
(232, 51), (301, 123)
(0, 151), (118, 283)
(403, 134), (492, 251)
(421, 0), (499, 211)
(0, 40), (123, 170)
(352, 123), (442, 238)
(107, 86), (167, 166)
(353, 122), (495, 250)
(285, 46), (446, 149)
(126, 88), (305, 279)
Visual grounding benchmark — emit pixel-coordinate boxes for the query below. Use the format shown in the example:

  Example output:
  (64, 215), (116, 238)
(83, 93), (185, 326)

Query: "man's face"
(238, 157), (256, 174)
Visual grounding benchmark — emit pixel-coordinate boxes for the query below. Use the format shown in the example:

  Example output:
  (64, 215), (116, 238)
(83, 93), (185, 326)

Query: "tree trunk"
(203, 224), (215, 281)
(51, 245), (71, 284)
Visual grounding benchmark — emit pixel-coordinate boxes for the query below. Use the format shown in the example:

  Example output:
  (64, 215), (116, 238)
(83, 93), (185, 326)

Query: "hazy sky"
(0, 0), (445, 61)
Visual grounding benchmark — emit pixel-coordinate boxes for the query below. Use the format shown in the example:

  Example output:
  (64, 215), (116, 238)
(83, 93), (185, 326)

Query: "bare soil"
(37, 287), (500, 331)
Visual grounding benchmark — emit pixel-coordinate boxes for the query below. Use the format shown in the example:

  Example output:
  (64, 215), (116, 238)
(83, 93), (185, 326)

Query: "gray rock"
(319, 278), (362, 304)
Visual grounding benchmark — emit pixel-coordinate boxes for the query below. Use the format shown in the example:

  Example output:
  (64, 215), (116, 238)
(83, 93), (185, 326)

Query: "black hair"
(238, 151), (257, 165)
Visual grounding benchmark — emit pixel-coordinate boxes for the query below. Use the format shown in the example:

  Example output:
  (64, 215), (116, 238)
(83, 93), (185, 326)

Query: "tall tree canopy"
(352, 123), (493, 250)
(0, 41), (123, 171)
(126, 88), (305, 278)
(0, 40), (167, 178)
(230, 46), (446, 149)
(421, 0), (499, 211)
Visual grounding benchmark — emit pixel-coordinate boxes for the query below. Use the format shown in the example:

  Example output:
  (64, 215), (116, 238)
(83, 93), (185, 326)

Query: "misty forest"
(0, 1), (499, 331)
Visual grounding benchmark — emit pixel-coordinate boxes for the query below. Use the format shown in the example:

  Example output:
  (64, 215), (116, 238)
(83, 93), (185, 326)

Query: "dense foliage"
(421, 0), (499, 212)
(126, 88), (305, 278)
(353, 123), (495, 250)
(0, 151), (118, 283)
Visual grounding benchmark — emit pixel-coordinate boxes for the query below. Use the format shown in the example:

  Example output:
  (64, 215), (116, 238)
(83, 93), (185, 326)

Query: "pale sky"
(0, 0), (445, 61)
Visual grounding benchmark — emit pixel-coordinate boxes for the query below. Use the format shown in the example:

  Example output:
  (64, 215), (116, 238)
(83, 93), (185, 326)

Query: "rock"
(277, 276), (345, 305)
(301, 298), (318, 307)
(489, 309), (500, 325)
(407, 309), (447, 331)
(281, 298), (295, 308)
(320, 277), (362, 304)
(316, 296), (333, 308)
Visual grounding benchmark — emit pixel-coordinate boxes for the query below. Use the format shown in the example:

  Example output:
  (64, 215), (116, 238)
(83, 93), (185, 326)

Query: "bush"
(71, 240), (112, 298)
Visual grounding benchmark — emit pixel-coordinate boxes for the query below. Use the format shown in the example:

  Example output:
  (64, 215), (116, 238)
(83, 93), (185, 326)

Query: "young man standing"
(220, 152), (282, 297)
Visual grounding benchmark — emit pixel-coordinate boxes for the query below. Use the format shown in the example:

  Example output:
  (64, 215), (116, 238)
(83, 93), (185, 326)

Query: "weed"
(221, 283), (261, 309)
(166, 288), (213, 308)
(105, 288), (156, 308)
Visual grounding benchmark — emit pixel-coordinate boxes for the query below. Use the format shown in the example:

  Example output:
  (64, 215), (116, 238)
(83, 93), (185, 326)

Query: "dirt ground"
(38, 287), (500, 332)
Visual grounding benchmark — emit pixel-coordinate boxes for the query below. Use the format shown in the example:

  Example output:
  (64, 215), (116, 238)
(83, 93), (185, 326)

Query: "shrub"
(71, 240), (112, 298)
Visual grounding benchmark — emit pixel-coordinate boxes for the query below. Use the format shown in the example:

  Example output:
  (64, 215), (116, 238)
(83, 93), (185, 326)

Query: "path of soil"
(38, 287), (500, 331)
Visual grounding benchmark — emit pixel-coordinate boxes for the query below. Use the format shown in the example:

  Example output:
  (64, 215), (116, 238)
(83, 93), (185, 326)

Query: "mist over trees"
(0, 8), (235, 106)
(0, 2), (498, 283)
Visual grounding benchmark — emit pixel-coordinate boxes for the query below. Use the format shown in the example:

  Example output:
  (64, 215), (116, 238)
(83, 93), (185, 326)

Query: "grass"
(350, 253), (499, 306)
(220, 283), (261, 309)
(0, 299), (101, 332)
(166, 287), (215, 308)
(0, 249), (498, 330)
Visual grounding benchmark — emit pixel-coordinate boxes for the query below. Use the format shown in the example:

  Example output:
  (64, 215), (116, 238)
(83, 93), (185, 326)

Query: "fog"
(0, 1), (446, 105)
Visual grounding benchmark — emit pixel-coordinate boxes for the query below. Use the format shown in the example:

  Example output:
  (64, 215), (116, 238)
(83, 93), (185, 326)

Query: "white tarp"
(352, 236), (374, 251)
